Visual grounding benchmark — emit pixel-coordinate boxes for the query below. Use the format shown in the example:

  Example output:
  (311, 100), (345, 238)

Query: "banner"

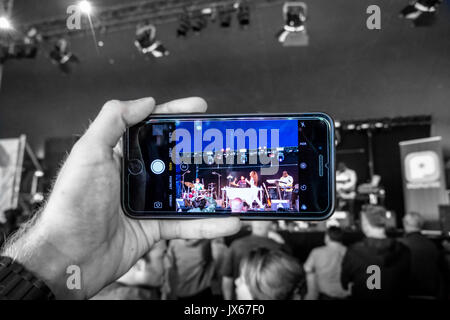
(399, 136), (448, 230)
(0, 135), (26, 223)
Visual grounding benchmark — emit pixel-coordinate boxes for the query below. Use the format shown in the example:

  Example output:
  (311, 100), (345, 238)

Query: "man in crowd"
(304, 226), (349, 300)
(221, 220), (287, 300)
(399, 211), (444, 298)
(341, 205), (411, 300)
(164, 239), (215, 300)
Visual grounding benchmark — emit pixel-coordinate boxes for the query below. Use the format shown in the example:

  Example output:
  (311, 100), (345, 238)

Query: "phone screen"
(123, 113), (335, 219)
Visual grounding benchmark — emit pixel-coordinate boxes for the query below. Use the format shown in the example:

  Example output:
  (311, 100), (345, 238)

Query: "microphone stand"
(212, 172), (222, 201)
(181, 171), (190, 195)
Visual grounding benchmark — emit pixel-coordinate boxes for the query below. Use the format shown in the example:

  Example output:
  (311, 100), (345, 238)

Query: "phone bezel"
(122, 112), (336, 220)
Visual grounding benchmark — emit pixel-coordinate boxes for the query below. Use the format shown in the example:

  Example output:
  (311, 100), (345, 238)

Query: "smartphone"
(122, 113), (335, 220)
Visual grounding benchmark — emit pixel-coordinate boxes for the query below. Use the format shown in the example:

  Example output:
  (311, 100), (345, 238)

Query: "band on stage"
(180, 170), (296, 211)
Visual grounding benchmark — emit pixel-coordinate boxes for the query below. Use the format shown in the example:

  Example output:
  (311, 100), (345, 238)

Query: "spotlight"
(135, 22), (169, 58)
(236, 1), (250, 28)
(374, 122), (384, 129)
(191, 10), (208, 34)
(218, 5), (233, 28)
(78, 0), (93, 15)
(177, 10), (191, 37)
(3, 27), (41, 61)
(399, 0), (442, 26)
(276, 2), (309, 46)
(49, 38), (80, 74)
(0, 16), (12, 30)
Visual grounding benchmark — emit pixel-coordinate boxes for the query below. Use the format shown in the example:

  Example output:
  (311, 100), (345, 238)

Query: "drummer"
(193, 178), (204, 192)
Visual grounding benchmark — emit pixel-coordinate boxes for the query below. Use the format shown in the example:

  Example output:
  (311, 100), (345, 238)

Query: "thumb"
(85, 98), (155, 148)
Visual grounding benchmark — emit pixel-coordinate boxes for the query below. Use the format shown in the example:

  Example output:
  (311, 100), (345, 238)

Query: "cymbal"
(184, 182), (194, 188)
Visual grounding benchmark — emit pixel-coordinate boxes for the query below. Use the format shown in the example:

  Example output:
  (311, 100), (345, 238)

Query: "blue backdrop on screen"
(175, 119), (298, 152)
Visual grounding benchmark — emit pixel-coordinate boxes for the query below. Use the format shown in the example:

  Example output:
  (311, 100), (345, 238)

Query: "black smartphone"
(122, 113), (335, 220)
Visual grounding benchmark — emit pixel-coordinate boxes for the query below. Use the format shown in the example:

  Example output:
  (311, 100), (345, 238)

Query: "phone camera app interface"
(125, 116), (331, 216)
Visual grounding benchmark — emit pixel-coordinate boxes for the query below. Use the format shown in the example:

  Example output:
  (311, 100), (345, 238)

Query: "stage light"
(201, 7), (211, 15)
(49, 38), (80, 73)
(236, 1), (250, 28)
(191, 10), (208, 34)
(218, 5), (233, 28)
(399, 0), (442, 26)
(0, 16), (12, 30)
(177, 10), (191, 37)
(78, 1), (93, 15)
(135, 23), (169, 58)
(277, 2), (309, 46)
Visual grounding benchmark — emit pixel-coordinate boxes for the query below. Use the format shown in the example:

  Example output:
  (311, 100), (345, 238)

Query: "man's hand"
(2, 97), (241, 299)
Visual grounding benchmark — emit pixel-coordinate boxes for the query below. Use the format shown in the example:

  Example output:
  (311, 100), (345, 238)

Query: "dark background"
(0, 0), (449, 155)
(0, 0), (449, 217)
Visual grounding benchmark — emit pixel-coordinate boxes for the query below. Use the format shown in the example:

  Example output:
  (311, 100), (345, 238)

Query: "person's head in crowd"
(403, 211), (424, 234)
(325, 226), (344, 245)
(360, 205), (387, 239)
(337, 162), (347, 173)
(235, 248), (306, 300)
(240, 176), (245, 181)
(251, 221), (272, 237)
(282, 171), (288, 177)
(195, 178), (200, 183)
(231, 198), (244, 213)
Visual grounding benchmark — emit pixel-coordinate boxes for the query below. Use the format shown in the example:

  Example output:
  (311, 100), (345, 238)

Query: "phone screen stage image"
(124, 115), (333, 218)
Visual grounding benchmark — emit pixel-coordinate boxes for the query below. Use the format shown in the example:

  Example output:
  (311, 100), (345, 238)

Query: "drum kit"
(182, 181), (217, 207)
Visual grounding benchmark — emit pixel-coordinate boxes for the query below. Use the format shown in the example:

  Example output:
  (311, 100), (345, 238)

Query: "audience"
(235, 248), (306, 300)
(165, 239), (216, 300)
(221, 220), (289, 300)
(304, 226), (349, 300)
(88, 207), (450, 301)
(399, 212), (443, 298)
(341, 205), (411, 300)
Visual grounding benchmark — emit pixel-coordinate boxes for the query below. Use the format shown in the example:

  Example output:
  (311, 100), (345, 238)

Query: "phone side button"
(319, 155), (324, 177)
(128, 159), (144, 175)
